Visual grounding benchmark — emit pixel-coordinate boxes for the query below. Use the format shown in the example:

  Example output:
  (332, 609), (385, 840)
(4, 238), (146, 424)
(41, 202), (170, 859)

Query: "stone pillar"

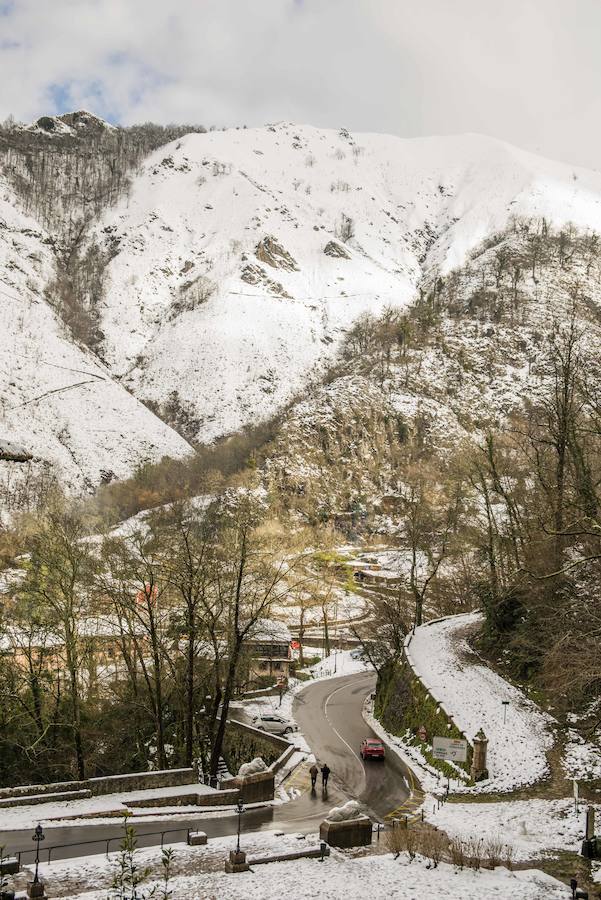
(470, 728), (489, 782)
(220, 770), (274, 803)
(26, 881), (48, 899)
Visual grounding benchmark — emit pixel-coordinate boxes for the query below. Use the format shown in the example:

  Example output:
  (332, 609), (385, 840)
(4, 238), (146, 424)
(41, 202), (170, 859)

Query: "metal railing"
(10, 825), (192, 868)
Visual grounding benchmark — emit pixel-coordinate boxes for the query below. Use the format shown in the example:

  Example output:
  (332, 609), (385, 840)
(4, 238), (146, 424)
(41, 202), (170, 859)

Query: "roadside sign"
(432, 736), (468, 763)
(573, 779), (579, 800)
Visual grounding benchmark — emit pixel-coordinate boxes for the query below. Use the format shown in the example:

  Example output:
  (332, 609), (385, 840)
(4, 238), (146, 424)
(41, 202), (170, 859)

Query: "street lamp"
(235, 799), (245, 854)
(32, 824), (45, 883)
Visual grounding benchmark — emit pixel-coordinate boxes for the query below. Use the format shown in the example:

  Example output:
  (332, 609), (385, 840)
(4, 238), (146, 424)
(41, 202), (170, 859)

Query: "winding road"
(0, 672), (416, 864)
(292, 671), (416, 823)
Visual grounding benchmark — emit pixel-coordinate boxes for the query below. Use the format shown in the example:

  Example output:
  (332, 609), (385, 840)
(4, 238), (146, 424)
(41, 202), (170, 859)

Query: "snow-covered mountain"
(0, 166), (192, 505)
(3, 118), (601, 501)
(93, 124), (601, 441)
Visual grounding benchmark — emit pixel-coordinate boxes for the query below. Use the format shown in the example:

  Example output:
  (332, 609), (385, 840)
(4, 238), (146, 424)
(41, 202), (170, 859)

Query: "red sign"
(290, 640), (301, 650)
(136, 583), (158, 605)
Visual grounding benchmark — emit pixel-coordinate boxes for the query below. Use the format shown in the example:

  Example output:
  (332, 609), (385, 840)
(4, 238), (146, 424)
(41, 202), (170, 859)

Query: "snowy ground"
(16, 829), (567, 900)
(426, 796), (592, 860)
(407, 613), (555, 792)
(563, 728), (601, 781)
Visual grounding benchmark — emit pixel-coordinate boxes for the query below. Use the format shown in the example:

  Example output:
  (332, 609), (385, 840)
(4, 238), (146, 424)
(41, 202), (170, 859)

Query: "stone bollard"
(26, 882), (48, 899)
(187, 831), (207, 846)
(470, 728), (489, 782)
(0, 858), (19, 876)
(224, 849), (250, 873)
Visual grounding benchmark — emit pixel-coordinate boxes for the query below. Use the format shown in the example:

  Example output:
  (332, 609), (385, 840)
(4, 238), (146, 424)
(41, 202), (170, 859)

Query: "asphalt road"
(292, 671), (413, 823)
(1, 672), (414, 863)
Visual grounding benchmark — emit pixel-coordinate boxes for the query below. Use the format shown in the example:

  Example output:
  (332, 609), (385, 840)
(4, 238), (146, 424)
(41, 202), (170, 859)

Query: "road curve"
(292, 671), (414, 822)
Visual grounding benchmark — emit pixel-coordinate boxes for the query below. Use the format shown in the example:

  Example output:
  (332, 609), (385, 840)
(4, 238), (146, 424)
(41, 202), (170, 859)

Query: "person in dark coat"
(309, 763), (319, 790)
(321, 763), (331, 788)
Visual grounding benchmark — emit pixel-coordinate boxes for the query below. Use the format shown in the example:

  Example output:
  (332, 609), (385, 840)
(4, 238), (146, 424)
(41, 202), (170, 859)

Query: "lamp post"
(225, 797), (250, 872)
(32, 824), (45, 884)
(235, 799), (245, 854)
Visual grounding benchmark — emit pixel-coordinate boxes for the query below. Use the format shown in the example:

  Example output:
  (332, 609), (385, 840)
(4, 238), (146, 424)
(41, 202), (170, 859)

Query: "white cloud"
(0, 0), (598, 168)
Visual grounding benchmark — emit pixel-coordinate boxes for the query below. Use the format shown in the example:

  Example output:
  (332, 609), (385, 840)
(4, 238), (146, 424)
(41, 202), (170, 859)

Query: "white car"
(251, 713), (297, 736)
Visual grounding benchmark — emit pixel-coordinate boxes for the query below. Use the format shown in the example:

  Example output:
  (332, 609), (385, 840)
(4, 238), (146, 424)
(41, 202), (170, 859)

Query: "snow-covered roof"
(248, 618), (292, 644)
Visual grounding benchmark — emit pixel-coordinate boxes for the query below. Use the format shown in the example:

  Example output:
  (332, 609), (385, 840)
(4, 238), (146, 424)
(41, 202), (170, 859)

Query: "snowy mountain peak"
(23, 109), (117, 138)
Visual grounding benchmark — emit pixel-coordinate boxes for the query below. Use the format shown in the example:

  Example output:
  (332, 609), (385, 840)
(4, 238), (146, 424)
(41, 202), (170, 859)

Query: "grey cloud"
(0, 0), (598, 168)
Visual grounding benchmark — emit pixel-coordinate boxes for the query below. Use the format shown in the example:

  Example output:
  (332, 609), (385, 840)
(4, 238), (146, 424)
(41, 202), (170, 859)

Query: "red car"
(360, 738), (385, 760)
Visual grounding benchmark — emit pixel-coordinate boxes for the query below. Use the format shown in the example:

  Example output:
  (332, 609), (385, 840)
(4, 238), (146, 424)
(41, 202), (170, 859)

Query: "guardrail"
(10, 825), (192, 868)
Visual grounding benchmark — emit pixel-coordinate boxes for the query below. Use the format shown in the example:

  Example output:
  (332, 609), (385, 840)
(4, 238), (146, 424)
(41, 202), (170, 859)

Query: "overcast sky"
(0, 0), (599, 168)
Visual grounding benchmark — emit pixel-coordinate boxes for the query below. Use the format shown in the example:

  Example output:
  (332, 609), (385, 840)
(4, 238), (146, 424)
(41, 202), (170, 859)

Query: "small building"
(246, 619), (292, 683)
(353, 567), (403, 587)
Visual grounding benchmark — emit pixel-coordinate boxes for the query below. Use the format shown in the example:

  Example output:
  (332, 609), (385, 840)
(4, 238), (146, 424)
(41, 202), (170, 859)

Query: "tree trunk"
(209, 656), (238, 780)
(185, 616), (195, 766)
(65, 641), (85, 781)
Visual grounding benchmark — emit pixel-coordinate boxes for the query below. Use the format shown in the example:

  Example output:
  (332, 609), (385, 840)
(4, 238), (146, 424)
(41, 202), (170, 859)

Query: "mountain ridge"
(2, 116), (601, 511)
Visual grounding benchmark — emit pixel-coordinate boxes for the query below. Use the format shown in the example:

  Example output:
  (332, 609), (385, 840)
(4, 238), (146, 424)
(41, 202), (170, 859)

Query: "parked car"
(360, 738), (385, 760)
(251, 713), (298, 736)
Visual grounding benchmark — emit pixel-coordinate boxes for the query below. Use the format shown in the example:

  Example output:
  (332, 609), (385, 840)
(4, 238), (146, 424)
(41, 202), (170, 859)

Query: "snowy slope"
(5, 119), (601, 496)
(95, 123), (601, 443)
(0, 172), (192, 500)
(407, 613), (554, 792)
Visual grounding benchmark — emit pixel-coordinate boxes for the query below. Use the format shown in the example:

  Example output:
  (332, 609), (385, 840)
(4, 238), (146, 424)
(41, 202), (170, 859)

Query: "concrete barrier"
(249, 845), (330, 865)
(187, 831), (207, 846)
(0, 856), (20, 874)
(320, 815), (373, 848)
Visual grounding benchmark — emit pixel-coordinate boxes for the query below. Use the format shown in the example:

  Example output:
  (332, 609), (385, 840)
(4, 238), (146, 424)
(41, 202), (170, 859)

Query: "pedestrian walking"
(309, 763), (318, 790)
(321, 763), (330, 788)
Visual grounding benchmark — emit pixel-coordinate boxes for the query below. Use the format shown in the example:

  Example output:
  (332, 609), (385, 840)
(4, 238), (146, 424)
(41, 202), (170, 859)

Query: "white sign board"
(432, 736), (468, 763)
(573, 779), (579, 801)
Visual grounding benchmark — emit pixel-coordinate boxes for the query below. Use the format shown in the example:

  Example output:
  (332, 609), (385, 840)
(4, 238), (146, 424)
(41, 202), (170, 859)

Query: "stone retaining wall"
(227, 718), (291, 751)
(401, 622), (473, 776)
(0, 789), (92, 809)
(88, 767), (195, 796)
(128, 788), (240, 809)
(0, 780), (83, 800)
(0, 767), (196, 804)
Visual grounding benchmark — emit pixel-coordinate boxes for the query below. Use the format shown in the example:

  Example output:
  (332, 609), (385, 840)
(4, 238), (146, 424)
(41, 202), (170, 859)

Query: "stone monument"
(470, 728), (489, 782)
(320, 800), (373, 849)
